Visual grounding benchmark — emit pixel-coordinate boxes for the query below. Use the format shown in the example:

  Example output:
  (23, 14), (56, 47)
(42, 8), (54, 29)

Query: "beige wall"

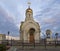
(0, 34), (6, 40)
(20, 6), (40, 43)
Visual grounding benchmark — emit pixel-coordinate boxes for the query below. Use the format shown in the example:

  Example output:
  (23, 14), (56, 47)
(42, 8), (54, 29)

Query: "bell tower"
(25, 2), (33, 21)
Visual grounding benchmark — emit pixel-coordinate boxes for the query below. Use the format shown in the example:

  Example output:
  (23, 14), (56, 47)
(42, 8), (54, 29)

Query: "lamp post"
(7, 31), (10, 45)
(55, 33), (58, 40)
(42, 33), (47, 48)
(55, 33), (58, 47)
(8, 31), (10, 40)
(11, 38), (12, 46)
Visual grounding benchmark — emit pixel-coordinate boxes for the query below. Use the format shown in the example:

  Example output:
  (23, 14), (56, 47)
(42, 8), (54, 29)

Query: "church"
(20, 2), (40, 43)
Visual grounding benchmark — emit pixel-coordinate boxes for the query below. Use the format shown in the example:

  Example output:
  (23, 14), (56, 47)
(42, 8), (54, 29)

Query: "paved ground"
(16, 48), (60, 51)
(7, 47), (17, 51)
(7, 46), (60, 51)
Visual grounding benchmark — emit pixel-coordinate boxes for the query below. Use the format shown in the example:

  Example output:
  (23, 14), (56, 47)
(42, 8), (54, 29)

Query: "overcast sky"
(0, 0), (60, 37)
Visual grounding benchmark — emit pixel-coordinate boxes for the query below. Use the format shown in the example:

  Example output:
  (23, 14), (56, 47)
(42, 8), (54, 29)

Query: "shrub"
(0, 44), (6, 51)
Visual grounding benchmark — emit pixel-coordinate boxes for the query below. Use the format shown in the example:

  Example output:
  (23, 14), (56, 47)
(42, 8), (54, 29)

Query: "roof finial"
(27, 0), (31, 8)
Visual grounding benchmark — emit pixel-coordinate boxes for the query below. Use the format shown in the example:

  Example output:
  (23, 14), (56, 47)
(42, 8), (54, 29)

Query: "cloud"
(34, 0), (60, 34)
(0, 0), (60, 37)
(0, 5), (19, 37)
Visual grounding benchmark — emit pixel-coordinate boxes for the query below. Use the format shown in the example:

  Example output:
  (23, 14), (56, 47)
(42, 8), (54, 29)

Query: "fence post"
(11, 39), (12, 46)
(55, 40), (56, 47)
(22, 41), (24, 49)
(34, 41), (35, 48)
(44, 39), (46, 48)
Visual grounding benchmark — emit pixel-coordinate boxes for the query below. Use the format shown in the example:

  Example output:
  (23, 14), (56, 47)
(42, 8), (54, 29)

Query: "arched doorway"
(29, 28), (35, 43)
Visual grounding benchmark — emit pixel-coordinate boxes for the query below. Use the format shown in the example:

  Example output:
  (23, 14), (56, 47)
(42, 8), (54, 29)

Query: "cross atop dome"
(25, 0), (33, 21)
(27, 0), (31, 8)
(26, 0), (32, 14)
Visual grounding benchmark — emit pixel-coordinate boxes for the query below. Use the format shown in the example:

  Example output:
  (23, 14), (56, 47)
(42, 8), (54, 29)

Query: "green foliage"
(0, 44), (6, 51)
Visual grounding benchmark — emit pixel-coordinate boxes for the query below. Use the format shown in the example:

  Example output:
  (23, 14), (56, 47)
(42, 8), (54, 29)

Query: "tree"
(0, 44), (6, 51)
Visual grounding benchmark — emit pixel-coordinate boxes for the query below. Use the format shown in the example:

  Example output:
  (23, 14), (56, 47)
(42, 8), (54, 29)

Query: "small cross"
(27, 1), (31, 7)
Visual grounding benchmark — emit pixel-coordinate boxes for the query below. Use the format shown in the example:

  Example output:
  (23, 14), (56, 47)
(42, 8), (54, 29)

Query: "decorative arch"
(29, 28), (35, 43)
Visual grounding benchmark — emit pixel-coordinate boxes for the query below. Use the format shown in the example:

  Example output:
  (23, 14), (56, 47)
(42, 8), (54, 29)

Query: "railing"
(0, 40), (60, 48)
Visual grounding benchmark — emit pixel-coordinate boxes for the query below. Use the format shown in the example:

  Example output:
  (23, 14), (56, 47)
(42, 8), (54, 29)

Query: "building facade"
(0, 34), (6, 40)
(20, 5), (40, 43)
(46, 29), (52, 44)
(0, 34), (6, 44)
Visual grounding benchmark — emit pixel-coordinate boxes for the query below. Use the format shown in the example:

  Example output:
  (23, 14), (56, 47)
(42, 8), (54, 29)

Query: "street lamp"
(42, 33), (47, 48)
(7, 31), (10, 45)
(8, 31), (10, 40)
(55, 33), (58, 40)
(55, 33), (58, 47)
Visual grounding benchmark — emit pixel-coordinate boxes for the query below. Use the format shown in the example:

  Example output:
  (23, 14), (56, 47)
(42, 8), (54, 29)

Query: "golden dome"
(26, 7), (33, 13)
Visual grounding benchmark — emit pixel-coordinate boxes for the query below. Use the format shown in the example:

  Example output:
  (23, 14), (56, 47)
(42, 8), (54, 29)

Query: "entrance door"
(29, 28), (35, 43)
(30, 34), (34, 43)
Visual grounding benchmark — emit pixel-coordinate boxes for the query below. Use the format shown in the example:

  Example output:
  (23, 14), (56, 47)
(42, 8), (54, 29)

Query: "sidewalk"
(6, 46), (60, 51)
(6, 46), (17, 51)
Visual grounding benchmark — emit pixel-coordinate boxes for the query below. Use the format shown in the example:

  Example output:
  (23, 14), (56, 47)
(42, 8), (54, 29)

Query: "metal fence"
(0, 40), (60, 47)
